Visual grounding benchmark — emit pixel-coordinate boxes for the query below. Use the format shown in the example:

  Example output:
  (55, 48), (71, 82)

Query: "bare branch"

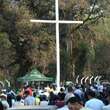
(73, 0), (97, 31)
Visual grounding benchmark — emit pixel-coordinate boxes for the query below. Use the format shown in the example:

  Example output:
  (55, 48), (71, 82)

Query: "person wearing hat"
(0, 93), (9, 109)
(67, 97), (92, 110)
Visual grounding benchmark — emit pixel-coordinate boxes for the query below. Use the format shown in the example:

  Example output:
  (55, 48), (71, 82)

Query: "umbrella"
(18, 69), (53, 82)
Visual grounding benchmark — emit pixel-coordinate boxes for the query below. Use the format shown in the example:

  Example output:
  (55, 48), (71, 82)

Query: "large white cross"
(30, 0), (83, 91)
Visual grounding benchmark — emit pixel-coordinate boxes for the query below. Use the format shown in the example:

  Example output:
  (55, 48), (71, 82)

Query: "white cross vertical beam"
(55, 0), (60, 91)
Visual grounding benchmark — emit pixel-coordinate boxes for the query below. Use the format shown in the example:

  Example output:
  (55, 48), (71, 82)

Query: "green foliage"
(0, 0), (110, 82)
(0, 32), (12, 48)
(21, 0), (55, 19)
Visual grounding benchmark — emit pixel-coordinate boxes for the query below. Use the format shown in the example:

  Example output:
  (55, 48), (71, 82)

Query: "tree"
(60, 0), (110, 81)
(0, 0), (56, 80)
(0, 0), (110, 83)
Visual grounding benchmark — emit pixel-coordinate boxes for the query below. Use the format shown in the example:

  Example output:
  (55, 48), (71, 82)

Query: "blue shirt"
(85, 98), (104, 110)
(24, 96), (35, 105)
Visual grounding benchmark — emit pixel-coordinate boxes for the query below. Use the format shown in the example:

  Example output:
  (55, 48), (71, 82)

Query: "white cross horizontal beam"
(30, 19), (83, 24)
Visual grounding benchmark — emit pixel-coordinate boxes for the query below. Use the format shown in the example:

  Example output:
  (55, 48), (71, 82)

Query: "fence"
(8, 105), (57, 110)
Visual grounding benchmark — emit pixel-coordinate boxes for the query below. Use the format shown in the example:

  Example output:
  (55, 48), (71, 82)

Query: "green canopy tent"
(18, 69), (53, 82)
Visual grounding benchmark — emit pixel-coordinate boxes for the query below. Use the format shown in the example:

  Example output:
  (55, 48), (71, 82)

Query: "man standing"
(67, 96), (92, 110)
(24, 90), (35, 105)
(85, 90), (104, 110)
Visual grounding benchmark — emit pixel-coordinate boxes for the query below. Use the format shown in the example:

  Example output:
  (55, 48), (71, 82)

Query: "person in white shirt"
(57, 88), (75, 110)
(57, 92), (74, 110)
(98, 85), (104, 93)
(40, 95), (48, 106)
(0, 93), (9, 109)
(13, 95), (24, 107)
(85, 90), (104, 110)
(65, 86), (75, 103)
(57, 105), (69, 110)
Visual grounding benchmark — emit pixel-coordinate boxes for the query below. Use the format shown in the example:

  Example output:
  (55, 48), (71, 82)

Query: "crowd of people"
(0, 82), (110, 110)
